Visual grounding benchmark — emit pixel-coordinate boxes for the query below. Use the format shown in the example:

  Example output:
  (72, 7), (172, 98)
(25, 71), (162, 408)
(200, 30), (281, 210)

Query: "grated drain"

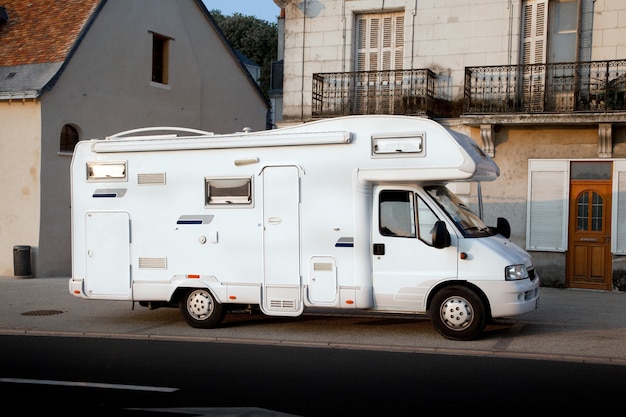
(21, 310), (65, 316)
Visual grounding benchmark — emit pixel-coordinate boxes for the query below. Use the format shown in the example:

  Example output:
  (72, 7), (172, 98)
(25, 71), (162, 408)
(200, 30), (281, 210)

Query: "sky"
(202, 0), (281, 23)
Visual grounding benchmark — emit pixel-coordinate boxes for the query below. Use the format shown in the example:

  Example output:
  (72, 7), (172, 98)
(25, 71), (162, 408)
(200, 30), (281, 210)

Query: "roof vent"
(0, 7), (8, 25)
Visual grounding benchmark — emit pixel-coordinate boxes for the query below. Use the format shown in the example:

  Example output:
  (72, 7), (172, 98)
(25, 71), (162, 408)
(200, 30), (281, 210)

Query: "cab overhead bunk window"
(371, 133), (425, 157)
(205, 177), (252, 206)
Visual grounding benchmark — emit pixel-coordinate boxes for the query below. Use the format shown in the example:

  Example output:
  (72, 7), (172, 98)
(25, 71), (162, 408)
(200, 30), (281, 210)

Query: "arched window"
(60, 124), (79, 153)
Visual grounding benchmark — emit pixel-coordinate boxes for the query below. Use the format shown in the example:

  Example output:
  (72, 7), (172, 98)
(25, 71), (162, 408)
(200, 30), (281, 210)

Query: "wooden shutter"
(527, 159), (569, 251)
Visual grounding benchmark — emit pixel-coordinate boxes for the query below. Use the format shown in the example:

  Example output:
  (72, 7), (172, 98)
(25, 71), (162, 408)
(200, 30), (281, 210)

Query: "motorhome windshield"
(424, 185), (495, 238)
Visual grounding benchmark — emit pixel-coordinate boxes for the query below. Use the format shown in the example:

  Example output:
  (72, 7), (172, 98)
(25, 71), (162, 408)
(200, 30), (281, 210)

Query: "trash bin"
(13, 245), (32, 277)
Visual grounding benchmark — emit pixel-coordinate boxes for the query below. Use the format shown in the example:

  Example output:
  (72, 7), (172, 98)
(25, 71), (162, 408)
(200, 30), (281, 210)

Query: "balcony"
(312, 69), (447, 118)
(464, 60), (626, 114)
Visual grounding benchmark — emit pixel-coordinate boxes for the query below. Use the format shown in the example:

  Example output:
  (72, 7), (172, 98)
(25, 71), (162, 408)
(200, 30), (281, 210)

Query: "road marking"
(0, 377), (178, 392)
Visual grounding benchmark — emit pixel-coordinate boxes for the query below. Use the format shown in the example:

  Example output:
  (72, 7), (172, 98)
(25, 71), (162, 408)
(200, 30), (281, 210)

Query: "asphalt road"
(2, 334), (624, 416)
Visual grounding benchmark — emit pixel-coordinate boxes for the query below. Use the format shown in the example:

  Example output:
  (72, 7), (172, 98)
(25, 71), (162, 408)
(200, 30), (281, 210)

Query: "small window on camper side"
(372, 133), (425, 157)
(87, 161), (127, 181)
(205, 177), (252, 206)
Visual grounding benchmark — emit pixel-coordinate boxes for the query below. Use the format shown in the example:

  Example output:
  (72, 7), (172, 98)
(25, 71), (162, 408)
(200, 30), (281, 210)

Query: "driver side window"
(379, 190), (440, 245)
(379, 190), (416, 238)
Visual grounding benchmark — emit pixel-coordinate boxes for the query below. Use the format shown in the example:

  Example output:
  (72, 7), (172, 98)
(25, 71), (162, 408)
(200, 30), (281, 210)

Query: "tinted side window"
(379, 190), (415, 238)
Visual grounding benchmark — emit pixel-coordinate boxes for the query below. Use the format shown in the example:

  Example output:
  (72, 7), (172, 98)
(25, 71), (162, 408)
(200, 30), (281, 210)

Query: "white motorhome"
(69, 115), (540, 340)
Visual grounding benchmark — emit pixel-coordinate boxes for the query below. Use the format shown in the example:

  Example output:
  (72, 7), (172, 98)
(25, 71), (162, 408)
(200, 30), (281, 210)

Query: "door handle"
(373, 243), (385, 256)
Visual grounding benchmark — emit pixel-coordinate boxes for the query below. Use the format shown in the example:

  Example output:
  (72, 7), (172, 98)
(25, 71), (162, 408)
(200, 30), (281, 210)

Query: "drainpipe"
(342, 0), (346, 72)
(507, 0), (513, 65)
(301, 1), (307, 121)
(411, 0), (417, 68)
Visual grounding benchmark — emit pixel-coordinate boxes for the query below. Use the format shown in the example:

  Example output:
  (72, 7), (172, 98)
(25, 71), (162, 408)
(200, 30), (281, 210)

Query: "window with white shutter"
(521, 0), (547, 65)
(355, 13), (404, 72)
(520, 0), (548, 111)
(354, 12), (405, 114)
(612, 161), (626, 254)
(528, 159), (626, 254)
(526, 159), (569, 251)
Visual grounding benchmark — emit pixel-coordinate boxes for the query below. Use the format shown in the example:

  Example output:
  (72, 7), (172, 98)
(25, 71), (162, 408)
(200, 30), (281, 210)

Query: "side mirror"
(497, 217), (511, 239)
(432, 220), (451, 249)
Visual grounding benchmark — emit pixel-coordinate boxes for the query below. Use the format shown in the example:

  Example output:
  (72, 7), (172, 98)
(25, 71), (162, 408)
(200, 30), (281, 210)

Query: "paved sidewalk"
(1, 276), (625, 365)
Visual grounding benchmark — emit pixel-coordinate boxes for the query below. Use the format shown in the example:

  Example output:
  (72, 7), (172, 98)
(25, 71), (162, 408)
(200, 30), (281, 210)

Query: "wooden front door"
(567, 181), (612, 290)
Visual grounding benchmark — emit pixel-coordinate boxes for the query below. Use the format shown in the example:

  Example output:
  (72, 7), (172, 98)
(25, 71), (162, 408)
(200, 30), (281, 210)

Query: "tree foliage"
(210, 10), (278, 98)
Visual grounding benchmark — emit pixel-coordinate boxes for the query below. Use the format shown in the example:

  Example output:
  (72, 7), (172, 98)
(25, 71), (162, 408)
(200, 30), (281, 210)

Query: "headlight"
(505, 264), (528, 281)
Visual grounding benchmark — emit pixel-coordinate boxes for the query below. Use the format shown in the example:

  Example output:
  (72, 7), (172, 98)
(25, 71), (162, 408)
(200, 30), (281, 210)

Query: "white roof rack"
(106, 126), (214, 140)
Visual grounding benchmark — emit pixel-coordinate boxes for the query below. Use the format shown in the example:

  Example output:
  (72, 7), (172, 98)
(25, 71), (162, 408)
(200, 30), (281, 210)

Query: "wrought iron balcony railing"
(464, 60), (626, 114)
(312, 69), (438, 117)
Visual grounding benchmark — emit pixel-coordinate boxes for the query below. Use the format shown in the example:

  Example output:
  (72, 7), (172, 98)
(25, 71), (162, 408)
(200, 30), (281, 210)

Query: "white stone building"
(274, 0), (626, 290)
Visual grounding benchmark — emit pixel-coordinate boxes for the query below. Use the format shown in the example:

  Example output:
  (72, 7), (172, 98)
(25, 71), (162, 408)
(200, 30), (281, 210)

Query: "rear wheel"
(180, 288), (225, 329)
(430, 285), (486, 341)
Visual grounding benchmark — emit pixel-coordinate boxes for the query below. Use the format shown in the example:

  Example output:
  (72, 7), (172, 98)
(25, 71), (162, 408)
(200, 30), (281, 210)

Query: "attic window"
(59, 124), (79, 153)
(5, 72), (16, 79)
(151, 32), (171, 84)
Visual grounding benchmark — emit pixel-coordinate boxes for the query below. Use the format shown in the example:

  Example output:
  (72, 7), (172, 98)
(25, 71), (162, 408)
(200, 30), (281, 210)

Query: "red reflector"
(73, 290), (80, 294)
(345, 300), (354, 305)
(187, 274), (200, 279)
(229, 295), (237, 300)
(460, 252), (468, 260)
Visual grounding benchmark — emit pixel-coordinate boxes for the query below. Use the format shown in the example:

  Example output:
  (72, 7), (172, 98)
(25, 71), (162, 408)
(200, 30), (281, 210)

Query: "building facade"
(275, 0), (626, 290)
(0, 0), (269, 277)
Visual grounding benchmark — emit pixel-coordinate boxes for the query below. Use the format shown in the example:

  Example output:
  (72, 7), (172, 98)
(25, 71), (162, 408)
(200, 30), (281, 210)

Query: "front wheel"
(430, 286), (486, 341)
(180, 288), (225, 329)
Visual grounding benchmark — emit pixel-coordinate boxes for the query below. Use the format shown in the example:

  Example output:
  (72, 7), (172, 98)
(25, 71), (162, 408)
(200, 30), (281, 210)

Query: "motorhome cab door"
(372, 186), (458, 310)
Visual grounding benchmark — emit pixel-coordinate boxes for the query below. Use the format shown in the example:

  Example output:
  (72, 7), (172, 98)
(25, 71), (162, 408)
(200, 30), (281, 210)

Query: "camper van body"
(69, 115), (539, 340)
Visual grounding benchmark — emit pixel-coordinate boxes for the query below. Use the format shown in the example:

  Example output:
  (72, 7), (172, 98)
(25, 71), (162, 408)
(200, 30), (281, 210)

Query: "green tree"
(210, 10), (278, 98)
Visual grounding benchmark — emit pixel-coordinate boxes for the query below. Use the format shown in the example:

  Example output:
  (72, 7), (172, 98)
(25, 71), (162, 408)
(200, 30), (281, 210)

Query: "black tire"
(430, 285), (486, 341)
(179, 288), (225, 329)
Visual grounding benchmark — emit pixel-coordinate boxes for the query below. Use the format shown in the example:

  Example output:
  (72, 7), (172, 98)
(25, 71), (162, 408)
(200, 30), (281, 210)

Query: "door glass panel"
(591, 192), (603, 231)
(570, 161), (612, 180)
(577, 191), (589, 230)
(577, 191), (604, 231)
